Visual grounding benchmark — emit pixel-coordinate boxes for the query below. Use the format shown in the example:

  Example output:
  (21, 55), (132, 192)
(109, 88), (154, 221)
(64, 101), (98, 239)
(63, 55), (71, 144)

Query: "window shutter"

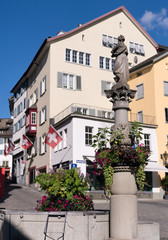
(76, 76), (81, 90)
(71, 107), (77, 113)
(39, 110), (41, 125)
(40, 81), (42, 96)
(164, 81), (168, 96)
(36, 88), (38, 101)
(44, 134), (47, 152)
(57, 72), (62, 88)
(137, 84), (144, 99)
(101, 80), (107, 95)
(45, 76), (47, 91)
(27, 99), (30, 109)
(89, 108), (95, 116)
(45, 106), (47, 121)
(39, 137), (41, 155)
(98, 110), (102, 117)
(35, 137), (37, 155)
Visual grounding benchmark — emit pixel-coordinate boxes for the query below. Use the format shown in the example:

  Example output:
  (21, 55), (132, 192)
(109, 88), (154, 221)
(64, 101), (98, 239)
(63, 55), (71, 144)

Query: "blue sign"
(71, 163), (77, 169)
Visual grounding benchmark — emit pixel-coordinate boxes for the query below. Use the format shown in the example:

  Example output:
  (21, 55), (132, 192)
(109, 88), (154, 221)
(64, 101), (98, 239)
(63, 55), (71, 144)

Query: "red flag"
(45, 125), (63, 149)
(4, 139), (15, 156)
(22, 134), (33, 149)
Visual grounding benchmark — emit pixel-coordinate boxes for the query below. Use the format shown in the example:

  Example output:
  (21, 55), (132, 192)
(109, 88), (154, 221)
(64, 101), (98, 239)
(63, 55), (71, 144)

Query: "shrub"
(34, 168), (94, 211)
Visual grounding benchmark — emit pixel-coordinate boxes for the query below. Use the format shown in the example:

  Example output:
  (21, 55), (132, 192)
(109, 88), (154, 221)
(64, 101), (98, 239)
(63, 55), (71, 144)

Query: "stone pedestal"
(109, 167), (138, 240)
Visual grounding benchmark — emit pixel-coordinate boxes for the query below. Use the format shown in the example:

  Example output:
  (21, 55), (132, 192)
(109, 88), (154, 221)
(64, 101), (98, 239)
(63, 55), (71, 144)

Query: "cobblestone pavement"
(1, 181), (168, 239)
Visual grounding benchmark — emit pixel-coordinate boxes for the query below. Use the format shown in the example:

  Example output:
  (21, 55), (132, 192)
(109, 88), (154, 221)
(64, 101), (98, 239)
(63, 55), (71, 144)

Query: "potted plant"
(92, 122), (150, 197)
(161, 175), (168, 199)
(34, 167), (94, 211)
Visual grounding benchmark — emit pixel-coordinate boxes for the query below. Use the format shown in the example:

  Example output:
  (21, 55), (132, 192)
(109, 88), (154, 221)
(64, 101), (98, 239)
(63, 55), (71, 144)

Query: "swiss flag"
(45, 125), (63, 149)
(22, 134), (33, 149)
(4, 139), (15, 156)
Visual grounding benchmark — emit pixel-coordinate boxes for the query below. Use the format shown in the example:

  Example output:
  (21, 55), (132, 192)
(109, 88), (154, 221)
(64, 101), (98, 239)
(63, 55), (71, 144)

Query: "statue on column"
(111, 35), (129, 84)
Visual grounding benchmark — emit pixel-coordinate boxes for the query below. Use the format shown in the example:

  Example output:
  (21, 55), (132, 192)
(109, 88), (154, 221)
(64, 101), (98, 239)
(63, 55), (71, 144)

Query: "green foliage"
(34, 168), (93, 211)
(92, 122), (150, 197)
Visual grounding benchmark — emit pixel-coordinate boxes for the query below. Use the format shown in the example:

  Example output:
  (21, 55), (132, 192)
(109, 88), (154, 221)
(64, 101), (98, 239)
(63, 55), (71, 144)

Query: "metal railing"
(128, 112), (156, 125)
(52, 103), (114, 125)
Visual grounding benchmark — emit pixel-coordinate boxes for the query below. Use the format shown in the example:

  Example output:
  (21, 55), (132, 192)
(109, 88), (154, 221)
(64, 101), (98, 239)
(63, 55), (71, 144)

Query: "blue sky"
(0, 0), (168, 118)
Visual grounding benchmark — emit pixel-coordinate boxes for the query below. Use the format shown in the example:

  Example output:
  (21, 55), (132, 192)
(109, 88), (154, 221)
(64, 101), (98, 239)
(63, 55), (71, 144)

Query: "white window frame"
(65, 49), (71, 61)
(101, 80), (113, 95)
(144, 134), (150, 151)
(85, 126), (93, 146)
(31, 112), (36, 125)
(85, 53), (91, 66)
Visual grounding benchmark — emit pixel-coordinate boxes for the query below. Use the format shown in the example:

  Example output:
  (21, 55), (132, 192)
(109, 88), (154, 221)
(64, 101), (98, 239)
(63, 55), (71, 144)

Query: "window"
(85, 126), (93, 146)
(102, 34), (108, 46)
(29, 167), (35, 184)
(65, 49), (91, 66)
(57, 72), (81, 90)
(31, 112), (36, 125)
(40, 76), (47, 96)
(164, 81), (168, 96)
(165, 108), (168, 122)
(106, 58), (110, 70)
(100, 57), (104, 69)
(34, 88), (38, 103)
(144, 134), (150, 150)
(79, 52), (84, 64)
(85, 53), (91, 66)
(29, 95), (33, 107)
(137, 111), (143, 123)
(99, 57), (114, 71)
(129, 42), (145, 56)
(101, 80), (113, 95)
(72, 50), (77, 63)
(24, 98), (26, 109)
(2, 161), (8, 167)
(66, 49), (71, 61)
(102, 34), (118, 48)
(39, 134), (46, 155)
(136, 84), (144, 100)
(39, 106), (47, 125)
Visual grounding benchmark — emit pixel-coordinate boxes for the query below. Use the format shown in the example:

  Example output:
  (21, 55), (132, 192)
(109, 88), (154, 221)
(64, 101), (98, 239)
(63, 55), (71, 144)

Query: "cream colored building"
(128, 50), (168, 193)
(11, 6), (159, 185)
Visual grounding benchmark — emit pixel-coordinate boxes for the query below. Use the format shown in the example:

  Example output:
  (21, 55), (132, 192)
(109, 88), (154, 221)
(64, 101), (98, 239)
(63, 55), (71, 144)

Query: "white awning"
(145, 162), (168, 172)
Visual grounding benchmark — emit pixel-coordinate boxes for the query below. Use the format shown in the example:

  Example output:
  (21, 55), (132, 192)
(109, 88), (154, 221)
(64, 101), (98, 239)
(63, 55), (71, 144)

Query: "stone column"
(109, 167), (138, 240)
(105, 83), (137, 240)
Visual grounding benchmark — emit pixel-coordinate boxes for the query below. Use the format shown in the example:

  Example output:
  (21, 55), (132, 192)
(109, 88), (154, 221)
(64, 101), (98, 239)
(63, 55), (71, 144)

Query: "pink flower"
(74, 195), (78, 199)
(131, 155), (133, 158)
(107, 150), (109, 152)
(139, 150), (142, 152)
(58, 200), (62, 203)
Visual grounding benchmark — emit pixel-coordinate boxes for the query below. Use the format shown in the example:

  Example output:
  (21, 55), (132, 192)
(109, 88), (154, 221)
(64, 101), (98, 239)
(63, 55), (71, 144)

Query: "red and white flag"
(22, 134), (33, 149)
(45, 125), (63, 149)
(4, 139), (15, 156)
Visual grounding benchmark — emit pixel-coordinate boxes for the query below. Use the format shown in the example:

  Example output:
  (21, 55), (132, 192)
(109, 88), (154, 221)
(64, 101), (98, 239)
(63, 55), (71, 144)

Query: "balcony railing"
(51, 103), (114, 125)
(51, 103), (156, 126)
(128, 112), (156, 125)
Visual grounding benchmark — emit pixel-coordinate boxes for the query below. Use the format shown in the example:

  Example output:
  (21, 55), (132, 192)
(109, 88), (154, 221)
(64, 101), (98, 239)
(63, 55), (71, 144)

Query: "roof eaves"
(129, 59), (154, 73)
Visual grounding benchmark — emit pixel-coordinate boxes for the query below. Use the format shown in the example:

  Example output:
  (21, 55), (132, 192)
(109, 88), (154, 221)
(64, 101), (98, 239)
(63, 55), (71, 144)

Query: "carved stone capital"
(105, 83), (136, 107)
